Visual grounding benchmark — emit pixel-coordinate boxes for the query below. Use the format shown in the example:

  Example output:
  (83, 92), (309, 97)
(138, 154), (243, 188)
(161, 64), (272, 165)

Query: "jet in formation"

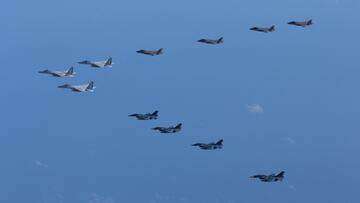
(251, 171), (285, 182)
(192, 139), (223, 150)
(39, 67), (75, 77)
(58, 81), (95, 92)
(198, 37), (224, 45)
(129, 110), (159, 120)
(136, 48), (163, 56)
(288, 19), (313, 27)
(152, 123), (182, 133)
(78, 57), (113, 68)
(250, 25), (276, 33)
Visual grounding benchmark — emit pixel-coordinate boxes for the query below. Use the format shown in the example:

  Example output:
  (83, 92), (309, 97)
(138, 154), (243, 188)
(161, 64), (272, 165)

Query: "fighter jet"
(58, 81), (95, 92)
(192, 139), (223, 150)
(152, 123), (182, 133)
(198, 37), (224, 45)
(78, 57), (113, 68)
(250, 25), (276, 33)
(38, 67), (75, 77)
(288, 19), (313, 27)
(251, 171), (285, 182)
(129, 110), (159, 120)
(136, 48), (163, 56)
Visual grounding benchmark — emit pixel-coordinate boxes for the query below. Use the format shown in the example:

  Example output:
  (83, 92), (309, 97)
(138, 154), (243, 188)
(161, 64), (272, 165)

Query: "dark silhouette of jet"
(251, 171), (285, 182)
(136, 48), (163, 56)
(129, 111), (159, 120)
(152, 123), (182, 133)
(288, 19), (313, 27)
(198, 37), (224, 45)
(250, 25), (276, 33)
(192, 139), (223, 150)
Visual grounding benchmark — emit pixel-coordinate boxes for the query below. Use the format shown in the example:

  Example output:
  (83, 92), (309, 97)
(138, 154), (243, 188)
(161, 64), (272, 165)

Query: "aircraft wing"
(51, 71), (65, 77)
(153, 127), (166, 131)
(200, 145), (211, 150)
(90, 62), (103, 68)
(252, 175), (267, 179)
(70, 85), (86, 92)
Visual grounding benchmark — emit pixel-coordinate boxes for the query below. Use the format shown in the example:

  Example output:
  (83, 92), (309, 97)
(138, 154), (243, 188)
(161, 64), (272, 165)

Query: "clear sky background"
(1, 0), (360, 202)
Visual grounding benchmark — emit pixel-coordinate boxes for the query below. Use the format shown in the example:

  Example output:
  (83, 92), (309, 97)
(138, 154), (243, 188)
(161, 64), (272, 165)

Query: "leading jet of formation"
(129, 110), (159, 120)
(250, 25), (276, 33)
(288, 19), (313, 27)
(152, 123), (182, 133)
(78, 57), (113, 68)
(198, 37), (224, 45)
(39, 67), (75, 77)
(58, 81), (95, 92)
(192, 139), (223, 150)
(251, 171), (285, 182)
(136, 48), (163, 56)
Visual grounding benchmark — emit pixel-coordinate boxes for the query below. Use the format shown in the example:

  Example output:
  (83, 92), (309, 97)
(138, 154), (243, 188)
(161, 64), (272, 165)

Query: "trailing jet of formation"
(198, 37), (224, 45)
(152, 123), (182, 133)
(192, 139), (223, 150)
(288, 19), (313, 27)
(251, 171), (285, 182)
(58, 81), (95, 92)
(78, 57), (113, 68)
(39, 67), (75, 77)
(136, 48), (164, 56)
(250, 25), (276, 33)
(129, 111), (159, 120)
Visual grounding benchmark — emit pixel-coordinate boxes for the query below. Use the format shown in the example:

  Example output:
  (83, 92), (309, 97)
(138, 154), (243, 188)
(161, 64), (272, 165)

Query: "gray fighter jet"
(198, 37), (224, 45)
(152, 123), (182, 133)
(251, 171), (285, 182)
(136, 48), (163, 56)
(192, 139), (223, 150)
(129, 110), (159, 120)
(58, 81), (95, 92)
(78, 57), (113, 68)
(38, 67), (75, 77)
(288, 19), (313, 27)
(250, 25), (276, 33)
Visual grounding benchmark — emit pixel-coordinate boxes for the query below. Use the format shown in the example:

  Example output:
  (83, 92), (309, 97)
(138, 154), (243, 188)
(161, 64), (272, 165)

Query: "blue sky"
(1, 0), (360, 202)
